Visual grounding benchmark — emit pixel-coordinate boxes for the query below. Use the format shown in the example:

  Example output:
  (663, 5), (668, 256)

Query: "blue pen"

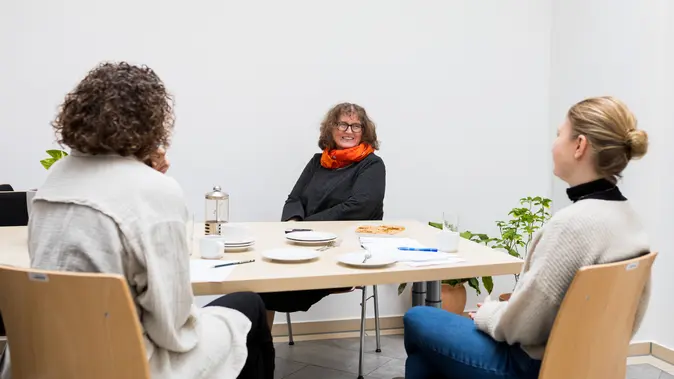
(398, 247), (438, 252)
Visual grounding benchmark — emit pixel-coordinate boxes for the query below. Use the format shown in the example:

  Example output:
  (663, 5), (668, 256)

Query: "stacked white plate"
(223, 237), (255, 252)
(285, 231), (338, 245)
(262, 248), (320, 263)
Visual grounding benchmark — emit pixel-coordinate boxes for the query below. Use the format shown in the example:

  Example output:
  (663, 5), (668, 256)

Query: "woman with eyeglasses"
(259, 102), (386, 327)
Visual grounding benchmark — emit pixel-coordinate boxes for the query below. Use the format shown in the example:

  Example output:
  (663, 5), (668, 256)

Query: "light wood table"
(1, 220), (520, 379)
(0, 220), (523, 305)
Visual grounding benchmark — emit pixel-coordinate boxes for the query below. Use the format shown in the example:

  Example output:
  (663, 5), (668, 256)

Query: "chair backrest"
(0, 266), (150, 379)
(0, 185), (13, 192)
(0, 192), (28, 227)
(539, 252), (657, 379)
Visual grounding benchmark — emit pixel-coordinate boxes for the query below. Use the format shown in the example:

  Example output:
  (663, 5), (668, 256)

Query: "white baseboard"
(274, 316), (673, 365)
(629, 341), (674, 364)
(651, 343), (674, 364)
(272, 315), (404, 338)
(272, 312), (472, 339)
(629, 341), (652, 356)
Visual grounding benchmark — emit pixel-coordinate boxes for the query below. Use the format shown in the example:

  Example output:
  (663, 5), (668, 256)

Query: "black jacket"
(281, 153), (385, 221)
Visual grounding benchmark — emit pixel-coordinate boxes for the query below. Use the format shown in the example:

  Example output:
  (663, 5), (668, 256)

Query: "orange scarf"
(320, 143), (375, 169)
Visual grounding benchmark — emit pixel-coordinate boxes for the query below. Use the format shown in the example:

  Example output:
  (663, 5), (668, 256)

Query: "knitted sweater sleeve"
(474, 217), (595, 346)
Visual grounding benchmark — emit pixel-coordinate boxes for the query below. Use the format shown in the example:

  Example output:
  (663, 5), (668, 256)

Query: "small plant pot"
(441, 283), (467, 314)
(498, 293), (512, 302)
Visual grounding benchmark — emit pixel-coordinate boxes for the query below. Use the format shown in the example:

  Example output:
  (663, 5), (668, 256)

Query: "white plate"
(286, 231), (338, 242)
(287, 239), (336, 246)
(224, 244), (254, 252)
(224, 242), (254, 247)
(224, 237), (255, 246)
(337, 252), (397, 268)
(262, 248), (320, 263)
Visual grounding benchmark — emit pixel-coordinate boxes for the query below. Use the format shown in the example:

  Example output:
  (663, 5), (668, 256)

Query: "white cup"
(437, 230), (460, 252)
(200, 236), (225, 259)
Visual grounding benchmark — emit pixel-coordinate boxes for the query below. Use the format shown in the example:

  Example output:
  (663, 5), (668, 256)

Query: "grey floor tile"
(275, 340), (392, 375)
(626, 364), (663, 379)
(312, 335), (407, 360)
(659, 371), (674, 379)
(366, 358), (405, 379)
(285, 365), (362, 379)
(274, 357), (306, 379)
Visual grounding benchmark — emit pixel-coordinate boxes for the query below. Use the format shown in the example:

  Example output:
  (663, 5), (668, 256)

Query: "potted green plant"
(463, 196), (552, 301)
(40, 149), (68, 170)
(397, 222), (494, 315)
(398, 196), (551, 310)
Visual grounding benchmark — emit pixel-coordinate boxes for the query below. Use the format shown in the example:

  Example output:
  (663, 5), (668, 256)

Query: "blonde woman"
(403, 96), (651, 379)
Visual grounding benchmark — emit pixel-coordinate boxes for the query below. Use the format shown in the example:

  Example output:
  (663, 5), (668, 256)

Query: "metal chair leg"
(286, 313), (294, 346)
(373, 285), (381, 353)
(358, 286), (367, 379)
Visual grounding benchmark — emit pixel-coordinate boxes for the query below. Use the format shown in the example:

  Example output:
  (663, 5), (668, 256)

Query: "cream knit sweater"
(26, 153), (251, 379)
(474, 199), (650, 360)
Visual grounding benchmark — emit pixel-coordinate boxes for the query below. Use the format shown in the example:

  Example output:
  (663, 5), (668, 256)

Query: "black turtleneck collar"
(566, 178), (627, 203)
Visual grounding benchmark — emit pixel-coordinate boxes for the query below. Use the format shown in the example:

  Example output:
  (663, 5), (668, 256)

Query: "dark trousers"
(206, 292), (275, 379)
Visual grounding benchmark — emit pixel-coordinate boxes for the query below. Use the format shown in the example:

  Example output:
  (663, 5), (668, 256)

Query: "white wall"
(549, 0), (673, 346)
(650, 0), (674, 349)
(3, 0), (671, 339)
(0, 0), (553, 323)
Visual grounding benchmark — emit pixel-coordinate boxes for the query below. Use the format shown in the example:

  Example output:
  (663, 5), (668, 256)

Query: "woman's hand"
(469, 303), (482, 321)
(150, 147), (170, 174)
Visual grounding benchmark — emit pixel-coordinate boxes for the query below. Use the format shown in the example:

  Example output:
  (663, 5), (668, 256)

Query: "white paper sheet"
(359, 237), (425, 249)
(189, 259), (236, 283)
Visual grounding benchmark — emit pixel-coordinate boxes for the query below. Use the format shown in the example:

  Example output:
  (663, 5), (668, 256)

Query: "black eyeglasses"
(335, 122), (363, 133)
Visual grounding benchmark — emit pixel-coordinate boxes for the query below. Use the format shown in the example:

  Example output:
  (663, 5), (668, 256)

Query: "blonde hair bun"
(626, 129), (648, 159)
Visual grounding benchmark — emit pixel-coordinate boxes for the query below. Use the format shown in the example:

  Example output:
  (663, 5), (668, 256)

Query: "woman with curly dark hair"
(17, 62), (274, 379)
(260, 102), (386, 327)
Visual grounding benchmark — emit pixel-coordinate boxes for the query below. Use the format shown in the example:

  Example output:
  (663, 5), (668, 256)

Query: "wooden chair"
(0, 265), (150, 379)
(539, 251), (657, 379)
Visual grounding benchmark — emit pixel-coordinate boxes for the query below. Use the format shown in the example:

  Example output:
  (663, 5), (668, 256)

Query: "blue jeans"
(404, 306), (541, 379)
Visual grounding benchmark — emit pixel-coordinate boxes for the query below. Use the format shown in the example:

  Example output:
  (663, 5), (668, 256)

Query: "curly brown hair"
(52, 62), (174, 160)
(318, 103), (379, 150)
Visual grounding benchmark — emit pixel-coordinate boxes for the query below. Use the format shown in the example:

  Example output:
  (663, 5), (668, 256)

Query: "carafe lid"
(205, 185), (229, 200)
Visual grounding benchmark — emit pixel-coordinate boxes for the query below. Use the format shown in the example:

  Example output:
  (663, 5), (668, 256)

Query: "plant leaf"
(466, 277), (481, 295)
(46, 149), (68, 159)
(481, 276), (494, 294)
(443, 279), (465, 286)
(40, 158), (57, 170)
(41, 150), (68, 170)
(428, 221), (442, 230)
(460, 231), (473, 239)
